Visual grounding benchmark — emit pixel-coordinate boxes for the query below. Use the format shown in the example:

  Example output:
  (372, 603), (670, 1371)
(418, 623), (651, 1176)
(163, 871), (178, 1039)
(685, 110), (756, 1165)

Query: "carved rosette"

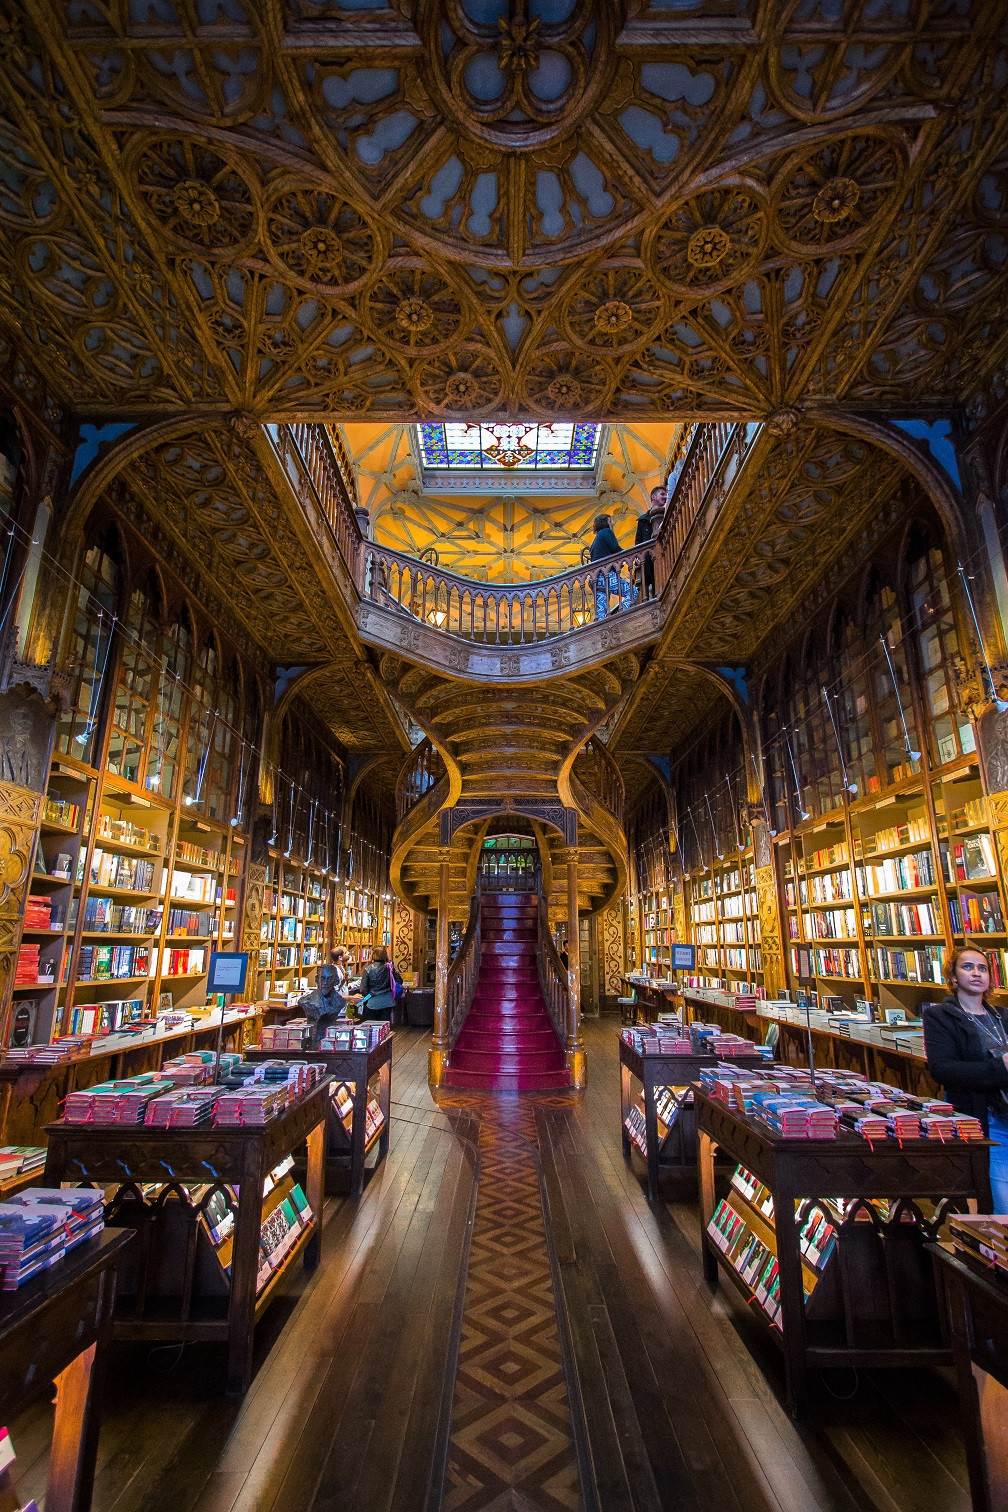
(240, 862), (268, 955)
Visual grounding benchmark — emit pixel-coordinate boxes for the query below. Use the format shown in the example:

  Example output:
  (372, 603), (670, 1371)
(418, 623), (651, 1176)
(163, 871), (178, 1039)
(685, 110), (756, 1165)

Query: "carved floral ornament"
(0, 4), (1005, 426)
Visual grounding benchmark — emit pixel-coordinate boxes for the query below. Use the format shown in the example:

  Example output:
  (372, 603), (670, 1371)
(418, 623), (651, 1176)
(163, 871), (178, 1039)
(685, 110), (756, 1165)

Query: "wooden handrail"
(537, 886), (570, 1050)
(396, 737), (447, 824)
(447, 887), (482, 1050)
(271, 422), (364, 580)
(571, 735), (624, 829)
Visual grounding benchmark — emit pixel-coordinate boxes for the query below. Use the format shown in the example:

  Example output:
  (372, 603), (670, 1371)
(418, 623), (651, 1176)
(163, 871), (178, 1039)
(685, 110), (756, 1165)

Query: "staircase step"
(442, 1066), (571, 1091)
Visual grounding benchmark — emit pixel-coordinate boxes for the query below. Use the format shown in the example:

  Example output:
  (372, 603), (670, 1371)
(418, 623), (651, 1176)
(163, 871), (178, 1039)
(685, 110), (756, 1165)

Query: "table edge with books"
(245, 1034), (393, 1197)
(41, 1077), (330, 1398)
(929, 1235), (1008, 1512)
(0, 1226), (132, 1512)
(0, 1005), (269, 1147)
(695, 1087), (993, 1417)
(618, 1035), (769, 1202)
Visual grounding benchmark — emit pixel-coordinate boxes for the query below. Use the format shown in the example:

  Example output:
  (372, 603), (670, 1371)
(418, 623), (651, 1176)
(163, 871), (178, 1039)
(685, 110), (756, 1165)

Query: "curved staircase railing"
(396, 737), (447, 824)
(571, 735), (625, 831)
(657, 420), (759, 580)
(361, 541), (658, 647)
(447, 885), (482, 1051)
(537, 886), (570, 1050)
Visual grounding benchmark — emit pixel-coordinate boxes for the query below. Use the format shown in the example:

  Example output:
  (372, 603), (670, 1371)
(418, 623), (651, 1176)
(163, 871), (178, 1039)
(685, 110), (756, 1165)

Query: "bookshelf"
(257, 854), (338, 1004)
(681, 853), (763, 995)
(640, 887), (673, 973)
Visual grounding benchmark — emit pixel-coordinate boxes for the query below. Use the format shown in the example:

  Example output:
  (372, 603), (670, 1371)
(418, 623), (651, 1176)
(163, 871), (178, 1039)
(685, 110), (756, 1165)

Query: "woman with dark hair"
(923, 945), (1008, 1211)
(357, 944), (403, 1023)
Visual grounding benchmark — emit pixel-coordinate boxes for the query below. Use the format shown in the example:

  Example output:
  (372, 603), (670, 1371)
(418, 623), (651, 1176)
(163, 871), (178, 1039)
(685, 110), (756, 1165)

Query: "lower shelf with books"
(696, 1088), (992, 1416)
(245, 1034), (393, 1199)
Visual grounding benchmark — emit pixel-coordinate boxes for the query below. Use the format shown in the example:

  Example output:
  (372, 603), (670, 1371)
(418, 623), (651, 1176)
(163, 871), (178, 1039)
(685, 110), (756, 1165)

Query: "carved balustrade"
(360, 542), (657, 646)
(537, 887), (570, 1049)
(446, 888), (482, 1050)
(396, 737), (447, 824)
(657, 421), (762, 579)
(571, 735), (625, 830)
(273, 422), (364, 580)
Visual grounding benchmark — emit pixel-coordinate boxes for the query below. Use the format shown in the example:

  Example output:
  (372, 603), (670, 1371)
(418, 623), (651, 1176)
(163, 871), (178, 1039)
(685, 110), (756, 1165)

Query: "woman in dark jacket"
(923, 945), (1008, 1211)
(357, 945), (402, 1022)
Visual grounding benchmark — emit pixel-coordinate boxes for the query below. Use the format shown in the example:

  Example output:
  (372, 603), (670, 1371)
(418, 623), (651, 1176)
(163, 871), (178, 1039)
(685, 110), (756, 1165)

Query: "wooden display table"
(0, 1007), (266, 1147)
(42, 1079), (328, 1398)
(931, 1245), (1008, 1512)
(619, 1037), (767, 1202)
(247, 1037), (392, 1198)
(0, 1228), (132, 1512)
(696, 1088), (992, 1416)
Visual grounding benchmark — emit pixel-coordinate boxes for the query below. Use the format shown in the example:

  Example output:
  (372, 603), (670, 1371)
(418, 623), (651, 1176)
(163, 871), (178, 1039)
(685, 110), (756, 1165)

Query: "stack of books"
(144, 1089), (218, 1127)
(5, 1188), (104, 1254)
(13, 944), (40, 986)
(885, 1108), (921, 1141)
(0, 1207), (65, 1289)
(947, 1214), (1008, 1274)
(63, 1075), (174, 1124)
(0, 1147), (45, 1184)
(751, 1092), (839, 1139)
(4, 1042), (78, 1065)
(23, 896), (51, 931)
(214, 1085), (286, 1126)
(260, 1020), (310, 1052)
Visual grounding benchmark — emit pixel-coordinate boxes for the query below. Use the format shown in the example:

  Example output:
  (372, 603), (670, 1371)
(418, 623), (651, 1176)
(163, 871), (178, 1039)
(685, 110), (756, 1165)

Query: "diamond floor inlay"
(441, 1096), (581, 1512)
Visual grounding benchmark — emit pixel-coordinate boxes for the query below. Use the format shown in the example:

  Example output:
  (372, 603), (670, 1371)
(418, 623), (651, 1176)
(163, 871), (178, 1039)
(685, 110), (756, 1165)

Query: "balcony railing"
(361, 542), (659, 646)
(275, 422), (364, 580)
(396, 737), (447, 825)
(277, 418), (761, 653)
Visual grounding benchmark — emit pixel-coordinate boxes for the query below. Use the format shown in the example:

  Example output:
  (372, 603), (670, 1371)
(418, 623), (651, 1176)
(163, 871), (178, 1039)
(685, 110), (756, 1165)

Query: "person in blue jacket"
(589, 514), (626, 618)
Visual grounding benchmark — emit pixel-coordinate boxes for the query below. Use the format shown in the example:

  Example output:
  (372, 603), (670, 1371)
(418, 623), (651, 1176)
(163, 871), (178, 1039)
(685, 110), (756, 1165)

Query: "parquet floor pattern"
(441, 1094), (582, 1512)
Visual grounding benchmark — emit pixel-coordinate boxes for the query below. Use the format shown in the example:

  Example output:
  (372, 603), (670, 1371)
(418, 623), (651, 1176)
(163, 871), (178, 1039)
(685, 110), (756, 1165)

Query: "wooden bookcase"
(256, 854), (337, 1003)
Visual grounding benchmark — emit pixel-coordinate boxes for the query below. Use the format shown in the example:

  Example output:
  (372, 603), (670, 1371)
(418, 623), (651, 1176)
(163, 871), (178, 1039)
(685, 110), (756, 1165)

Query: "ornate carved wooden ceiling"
(346, 420), (682, 579)
(0, 1), (1006, 422)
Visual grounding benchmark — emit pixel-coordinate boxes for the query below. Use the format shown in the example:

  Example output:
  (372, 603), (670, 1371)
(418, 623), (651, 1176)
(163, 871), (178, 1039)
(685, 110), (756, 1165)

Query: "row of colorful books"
(0, 1187), (104, 1290)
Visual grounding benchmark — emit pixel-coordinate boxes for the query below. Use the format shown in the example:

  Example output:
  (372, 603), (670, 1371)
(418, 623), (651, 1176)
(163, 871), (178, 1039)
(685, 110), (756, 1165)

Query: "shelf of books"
(640, 888), (673, 973)
(257, 855), (336, 1005)
(775, 758), (1008, 1013)
(682, 853), (763, 995)
(12, 756), (248, 1049)
(340, 885), (392, 977)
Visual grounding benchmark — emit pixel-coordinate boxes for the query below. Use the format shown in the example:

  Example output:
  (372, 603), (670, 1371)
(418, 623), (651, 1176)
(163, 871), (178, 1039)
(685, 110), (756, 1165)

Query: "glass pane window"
(56, 545), (119, 765)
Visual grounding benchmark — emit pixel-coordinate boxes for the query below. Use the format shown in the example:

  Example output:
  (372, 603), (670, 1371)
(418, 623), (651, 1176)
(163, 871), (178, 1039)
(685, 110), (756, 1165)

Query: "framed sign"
(671, 943), (696, 970)
(207, 951), (249, 994)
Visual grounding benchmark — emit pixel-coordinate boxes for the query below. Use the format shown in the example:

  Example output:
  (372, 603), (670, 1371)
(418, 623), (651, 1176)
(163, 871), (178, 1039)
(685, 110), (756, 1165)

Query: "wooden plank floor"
(8, 1019), (975, 1512)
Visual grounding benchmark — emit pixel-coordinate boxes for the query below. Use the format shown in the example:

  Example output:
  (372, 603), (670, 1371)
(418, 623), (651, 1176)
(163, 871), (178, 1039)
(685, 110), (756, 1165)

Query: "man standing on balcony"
(635, 485), (666, 600)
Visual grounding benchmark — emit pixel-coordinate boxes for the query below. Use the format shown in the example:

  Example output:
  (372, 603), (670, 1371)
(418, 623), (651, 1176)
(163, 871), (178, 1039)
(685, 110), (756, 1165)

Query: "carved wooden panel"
(601, 904), (625, 999)
(755, 863), (783, 998)
(240, 862), (267, 956)
(391, 899), (416, 978)
(0, 781), (42, 1043)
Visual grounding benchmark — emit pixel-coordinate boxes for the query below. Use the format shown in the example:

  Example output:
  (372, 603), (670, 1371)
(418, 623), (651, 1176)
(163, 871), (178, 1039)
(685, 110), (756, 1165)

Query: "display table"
(42, 1079), (329, 1398)
(0, 1228), (132, 1512)
(683, 989), (938, 1098)
(619, 1037), (767, 1202)
(696, 1088), (992, 1416)
(931, 1245), (1008, 1512)
(0, 1006), (266, 1146)
(245, 1037), (392, 1197)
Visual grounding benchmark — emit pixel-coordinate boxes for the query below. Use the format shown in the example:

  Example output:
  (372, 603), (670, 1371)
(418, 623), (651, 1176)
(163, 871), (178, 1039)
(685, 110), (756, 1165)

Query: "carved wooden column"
(563, 848), (585, 1089)
(428, 848), (451, 1089)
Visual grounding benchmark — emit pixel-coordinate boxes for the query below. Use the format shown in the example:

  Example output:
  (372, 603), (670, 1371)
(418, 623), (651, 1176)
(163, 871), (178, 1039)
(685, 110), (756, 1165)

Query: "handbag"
(388, 962), (405, 1005)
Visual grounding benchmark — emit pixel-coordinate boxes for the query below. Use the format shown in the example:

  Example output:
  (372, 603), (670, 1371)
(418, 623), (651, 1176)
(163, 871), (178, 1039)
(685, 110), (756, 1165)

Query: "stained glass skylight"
(415, 422), (604, 493)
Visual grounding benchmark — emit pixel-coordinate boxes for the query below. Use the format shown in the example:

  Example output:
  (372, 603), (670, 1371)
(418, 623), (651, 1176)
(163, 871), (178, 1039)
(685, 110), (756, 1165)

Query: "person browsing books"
(923, 945), (1008, 1211)
(357, 945), (403, 1024)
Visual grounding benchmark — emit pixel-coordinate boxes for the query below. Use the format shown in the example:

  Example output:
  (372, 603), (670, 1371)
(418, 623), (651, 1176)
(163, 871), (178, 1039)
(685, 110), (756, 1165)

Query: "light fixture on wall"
(784, 733), (810, 820)
(821, 685), (857, 794)
(879, 634), (921, 762)
(231, 740), (247, 827)
(958, 563), (1008, 712)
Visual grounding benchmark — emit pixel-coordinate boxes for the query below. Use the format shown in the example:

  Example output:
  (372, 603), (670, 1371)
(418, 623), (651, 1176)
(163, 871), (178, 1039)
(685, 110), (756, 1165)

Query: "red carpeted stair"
(444, 892), (570, 1092)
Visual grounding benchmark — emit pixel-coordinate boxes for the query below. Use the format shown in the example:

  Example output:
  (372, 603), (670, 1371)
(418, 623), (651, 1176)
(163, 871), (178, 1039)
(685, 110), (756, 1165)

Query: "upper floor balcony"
(266, 417), (762, 681)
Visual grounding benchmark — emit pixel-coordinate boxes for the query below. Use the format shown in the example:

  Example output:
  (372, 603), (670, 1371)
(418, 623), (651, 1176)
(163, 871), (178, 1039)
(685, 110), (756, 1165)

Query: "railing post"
(429, 847), (452, 1089)
(562, 847), (585, 1089)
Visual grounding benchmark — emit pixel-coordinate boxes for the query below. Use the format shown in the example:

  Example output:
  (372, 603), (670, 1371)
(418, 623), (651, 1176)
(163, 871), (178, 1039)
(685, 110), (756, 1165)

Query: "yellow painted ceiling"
(341, 422), (685, 583)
